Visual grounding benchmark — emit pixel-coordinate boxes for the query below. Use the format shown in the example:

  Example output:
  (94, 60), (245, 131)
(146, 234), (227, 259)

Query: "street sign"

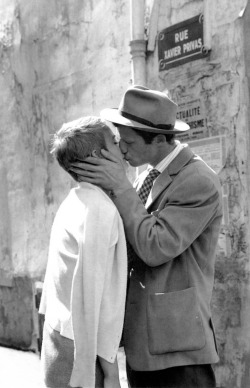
(158, 14), (209, 71)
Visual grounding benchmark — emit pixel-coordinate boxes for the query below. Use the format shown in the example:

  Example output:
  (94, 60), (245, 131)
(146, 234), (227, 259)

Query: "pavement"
(0, 346), (44, 388)
(0, 346), (128, 388)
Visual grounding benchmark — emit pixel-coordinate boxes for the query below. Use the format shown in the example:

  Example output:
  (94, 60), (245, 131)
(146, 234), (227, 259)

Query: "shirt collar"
(148, 141), (186, 173)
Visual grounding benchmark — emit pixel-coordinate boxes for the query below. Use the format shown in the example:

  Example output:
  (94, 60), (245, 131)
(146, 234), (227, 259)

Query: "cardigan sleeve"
(69, 193), (127, 388)
(97, 213), (127, 361)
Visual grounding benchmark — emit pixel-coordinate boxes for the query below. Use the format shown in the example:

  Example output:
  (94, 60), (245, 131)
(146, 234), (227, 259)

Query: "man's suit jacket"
(113, 145), (223, 371)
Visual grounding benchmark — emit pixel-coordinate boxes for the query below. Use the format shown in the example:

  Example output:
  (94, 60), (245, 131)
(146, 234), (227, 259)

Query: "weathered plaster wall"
(146, 0), (250, 387)
(1, 0), (249, 385)
(0, 0), (131, 348)
(0, 277), (34, 348)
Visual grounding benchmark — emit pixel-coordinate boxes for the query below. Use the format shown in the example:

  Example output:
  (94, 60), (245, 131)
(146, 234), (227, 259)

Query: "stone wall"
(1, 0), (250, 386)
(0, 0), (131, 349)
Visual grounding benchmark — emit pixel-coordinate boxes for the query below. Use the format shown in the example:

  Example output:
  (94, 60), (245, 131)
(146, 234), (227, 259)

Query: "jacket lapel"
(145, 146), (194, 209)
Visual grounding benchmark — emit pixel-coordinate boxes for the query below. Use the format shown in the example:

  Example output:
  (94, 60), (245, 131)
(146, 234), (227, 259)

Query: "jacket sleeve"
(113, 164), (222, 267)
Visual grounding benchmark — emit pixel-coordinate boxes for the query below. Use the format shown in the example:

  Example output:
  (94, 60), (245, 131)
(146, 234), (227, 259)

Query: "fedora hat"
(101, 85), (190, 134)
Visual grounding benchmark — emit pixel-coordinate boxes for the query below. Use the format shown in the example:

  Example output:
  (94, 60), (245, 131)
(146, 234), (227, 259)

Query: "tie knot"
(147, 169), (160, 181)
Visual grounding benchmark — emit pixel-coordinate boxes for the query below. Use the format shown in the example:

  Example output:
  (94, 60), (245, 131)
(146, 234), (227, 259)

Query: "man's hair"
(132, 128), (175, 144)
(51, 116), (109, 181)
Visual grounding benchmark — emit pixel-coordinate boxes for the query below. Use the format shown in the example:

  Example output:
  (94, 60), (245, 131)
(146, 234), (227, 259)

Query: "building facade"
(0, 0), (250, 387)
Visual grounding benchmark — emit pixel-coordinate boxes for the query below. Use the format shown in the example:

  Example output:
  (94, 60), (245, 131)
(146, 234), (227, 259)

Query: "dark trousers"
(126, 362), (216, 388)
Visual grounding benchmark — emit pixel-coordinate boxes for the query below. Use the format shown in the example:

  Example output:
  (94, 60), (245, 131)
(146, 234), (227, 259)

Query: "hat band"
(119, 110), (174, 130)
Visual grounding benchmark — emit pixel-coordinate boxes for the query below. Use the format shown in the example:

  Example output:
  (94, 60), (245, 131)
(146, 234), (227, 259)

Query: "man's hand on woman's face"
(70, 149), (132, 194)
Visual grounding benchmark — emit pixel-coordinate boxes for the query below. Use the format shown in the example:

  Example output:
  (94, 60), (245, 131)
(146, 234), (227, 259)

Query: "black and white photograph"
(0, 1), (249, 387)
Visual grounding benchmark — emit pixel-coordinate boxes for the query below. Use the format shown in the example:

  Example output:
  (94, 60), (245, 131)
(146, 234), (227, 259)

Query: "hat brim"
(101, 108), (190, 134)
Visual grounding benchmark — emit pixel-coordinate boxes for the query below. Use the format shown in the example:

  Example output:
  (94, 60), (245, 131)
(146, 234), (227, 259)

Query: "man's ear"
(154, 134), (166, 144)
(91, 149), (98, 157)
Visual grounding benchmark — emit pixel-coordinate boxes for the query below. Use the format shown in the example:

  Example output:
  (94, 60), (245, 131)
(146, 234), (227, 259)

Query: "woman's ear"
(91, 149), (98, 157)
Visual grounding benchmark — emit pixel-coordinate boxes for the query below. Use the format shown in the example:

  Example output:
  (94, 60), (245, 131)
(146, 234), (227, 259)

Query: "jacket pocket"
(147, 287), (206, 354)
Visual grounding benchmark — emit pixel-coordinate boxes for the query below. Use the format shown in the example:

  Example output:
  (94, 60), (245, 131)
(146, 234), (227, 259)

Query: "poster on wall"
(188, 135), (226, 174)
(158, 14), (209, 71)
(175, 98), (207, 142)
(188, 135), (230, 256)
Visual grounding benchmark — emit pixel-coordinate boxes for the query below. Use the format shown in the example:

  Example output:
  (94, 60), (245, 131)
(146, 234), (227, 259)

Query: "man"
(71, 86), (223, 388)
(39, 116), (127, 388)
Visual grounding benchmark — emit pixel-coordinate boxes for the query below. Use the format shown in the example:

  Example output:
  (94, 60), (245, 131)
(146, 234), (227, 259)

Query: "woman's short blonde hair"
(51, 116), (109, 181)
